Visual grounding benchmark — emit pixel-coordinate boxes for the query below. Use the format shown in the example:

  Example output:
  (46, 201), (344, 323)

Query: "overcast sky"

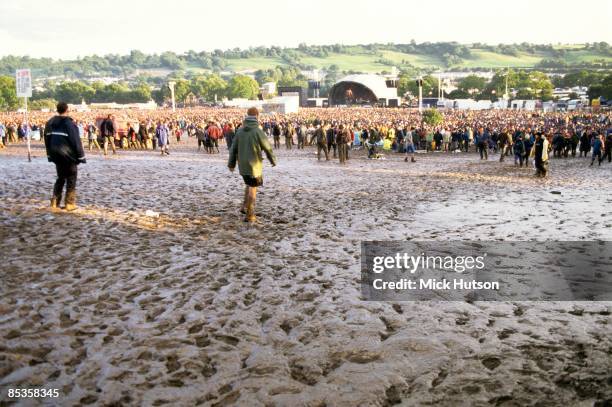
(1, 0), (610, 59)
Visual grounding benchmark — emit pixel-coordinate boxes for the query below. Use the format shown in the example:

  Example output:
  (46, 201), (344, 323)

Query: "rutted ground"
(0, 140), (610, 406)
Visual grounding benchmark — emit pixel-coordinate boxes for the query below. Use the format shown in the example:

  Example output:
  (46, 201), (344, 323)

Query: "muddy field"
(1, 139), (611, 406)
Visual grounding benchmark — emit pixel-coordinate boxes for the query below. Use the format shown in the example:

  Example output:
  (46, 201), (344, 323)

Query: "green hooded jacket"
(228, 117), (276, 177)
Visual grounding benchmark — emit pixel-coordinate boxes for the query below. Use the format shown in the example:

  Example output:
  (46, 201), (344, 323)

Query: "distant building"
(224, 95), (300, 114)
(260, 82), (276, 98)
(553, 86), (588, 100)
(510, 100), (537, 111)
(87, 101), (157, 110)
(277, 86), (308, 107)
(67, 100), (90, 112)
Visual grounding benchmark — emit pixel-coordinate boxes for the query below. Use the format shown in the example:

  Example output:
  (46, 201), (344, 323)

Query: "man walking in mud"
(228, 107), (277, 223)
(404, 127), (416, 162)
(337, 124), (351, 164)
(476, 127), (489, 160)
(207, 121), (222, 153)
(272, 122), (281, 149)
(44, 102), (86, 211)
(284, 123), (294, 150)
(297, 123), (307, 149)
(100, 114), (116, 156)
(530, 132), (549, 177)
(315, 124), (329, 161)
(156, 121), (170, 156)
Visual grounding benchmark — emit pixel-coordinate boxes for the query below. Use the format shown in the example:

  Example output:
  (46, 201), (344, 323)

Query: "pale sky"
(1, 0), (610, 59)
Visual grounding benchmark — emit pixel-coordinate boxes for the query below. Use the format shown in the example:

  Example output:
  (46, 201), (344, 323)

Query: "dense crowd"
(1, 107), (611, 167)
(2, 105), (610, 221)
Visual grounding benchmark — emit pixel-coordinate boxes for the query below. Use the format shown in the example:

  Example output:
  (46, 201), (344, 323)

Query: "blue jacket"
(592, 139), (603, 153)
(513, 140), (526, 155)
(156, 125), (169, 146)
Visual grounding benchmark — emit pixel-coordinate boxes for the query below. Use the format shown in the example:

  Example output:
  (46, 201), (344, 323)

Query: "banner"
(16, 69), (32, 98)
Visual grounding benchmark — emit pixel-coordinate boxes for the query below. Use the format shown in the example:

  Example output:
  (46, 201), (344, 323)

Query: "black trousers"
(53, 161), (77, 199)
(535, 159), (548, 177)
(478, 143), (488, 159)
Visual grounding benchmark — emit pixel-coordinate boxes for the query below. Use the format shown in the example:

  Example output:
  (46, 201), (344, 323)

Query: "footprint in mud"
(195, 335), (211, 348)
(481, 356), (502, 370)
(79, 395), (98, 405)
(497, 328), (517, 340)
(145, 306), (166, 322)
(431, 369), (448, 387)
(243, 292), (256, 306)
(188, 323), (204, 334)
(214, 334), (240, 346)
(165, 354), (181, 373)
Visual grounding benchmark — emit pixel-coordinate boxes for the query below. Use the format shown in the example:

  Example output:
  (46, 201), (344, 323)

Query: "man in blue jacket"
(476, 127), (489, 160)
(44, 102), (86, 211)
(513, 134), (526, 167)
(590, 134), (604, 166)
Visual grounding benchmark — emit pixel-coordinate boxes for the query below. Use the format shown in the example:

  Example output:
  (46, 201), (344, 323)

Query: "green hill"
(1, 42), (610, 80)
(206, 44), (612, 73)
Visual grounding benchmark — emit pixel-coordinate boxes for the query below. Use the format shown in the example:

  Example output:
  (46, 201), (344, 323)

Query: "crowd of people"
(2, 105), (610, 221)
(1, 107), (611, 169)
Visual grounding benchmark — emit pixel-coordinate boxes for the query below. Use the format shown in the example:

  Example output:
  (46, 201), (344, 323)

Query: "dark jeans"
(514, 153), (524, 166)
(330, 143), (337, 158)
(478, 143), (488, 160)
(338, 143), (347, 164)
(317, 143), (329, 161)
(591, 151), (602, 165)
(53, 161), (77, 201)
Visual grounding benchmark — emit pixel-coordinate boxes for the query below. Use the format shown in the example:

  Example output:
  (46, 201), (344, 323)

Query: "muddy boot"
(50, 195), (61, 209)
(411, 157), (416, 163)
(244, 200), (256, 223)
(244, 210), (256, 223)
(64, 191), (77, 211)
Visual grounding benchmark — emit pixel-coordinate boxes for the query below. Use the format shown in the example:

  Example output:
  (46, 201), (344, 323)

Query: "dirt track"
(1, 139), (611, 406)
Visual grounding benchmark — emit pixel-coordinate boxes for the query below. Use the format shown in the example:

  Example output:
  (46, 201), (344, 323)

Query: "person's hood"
(242, 116), (259, 130)
(50, 115), (73, 126)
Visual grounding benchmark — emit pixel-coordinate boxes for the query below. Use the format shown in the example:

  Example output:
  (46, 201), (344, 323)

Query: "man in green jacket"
(228, 107), (277, 223)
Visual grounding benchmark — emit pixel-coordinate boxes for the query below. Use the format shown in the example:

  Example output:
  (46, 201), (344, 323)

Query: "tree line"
(0, 73), (263, 110)
(1, 42), (610, 80)
(397, 69), (612, 102)
(1, 68), (610, 111)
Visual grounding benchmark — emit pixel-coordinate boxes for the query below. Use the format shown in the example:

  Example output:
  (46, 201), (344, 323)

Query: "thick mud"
(1, 140), (610, 406)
